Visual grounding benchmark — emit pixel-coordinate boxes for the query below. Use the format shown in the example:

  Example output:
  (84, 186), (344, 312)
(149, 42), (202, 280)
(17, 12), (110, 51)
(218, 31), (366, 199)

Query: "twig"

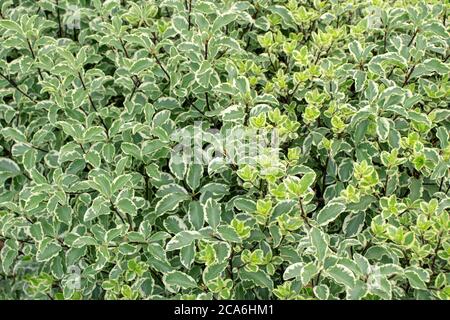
(322, 156), (329, 196)
(444, 53), (449, 63)
(299, 197), (311, 228)
(77, 72), (109, 134)
(151, 51), (171, 82)
(205, 93), (211, 111)
(215, 48), (229, 60)
(55, 0), (63, 37)
(402, 64), (416, 87)
(203, 39), (211, 111)
(268, 52), (277, 71)
(110, 200), (127, 226)
(430, 231), (443, 272)
(387, 66), (396, 79)
(119, 38), (130, 58)
(129, 75), (141, 100)
(287, 82), (300, 103)
(407, 28), (418, 47)
(185, 0), (192, 31)
(313, 47), (322, 65)
(26, 39), (44, 81)
(28, 144), (49, 153)
(184, 96), (203, 115)
(0, 72), (36, 102)
(383, 173), (389, 196)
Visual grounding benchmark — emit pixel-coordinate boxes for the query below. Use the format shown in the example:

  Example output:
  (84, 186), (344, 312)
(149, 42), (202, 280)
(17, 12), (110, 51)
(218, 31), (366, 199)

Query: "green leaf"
(313, 284), (330, 300)
(121, 142), (141, 159)
(298, 172), (316, 195)
(117, 198), (137, 216)
(354, 70), (366, 92)
(217, 225), (242, 243)
(349, 40), (363, 61)
(310, 227), (328, 263)
(301, 262), (320, 285)
(84, 197), (110, 222)
(130, 58), (152, 74)
(405, 267), (429, 290)
(327, 265), (356, 288)
(283, 262), (303, 280)
(267, 5), (296, 29)
(186, 163), (203, 191)
(188, 201), (204, 230)
(36, 238), (62, 262)
(112, 174), (132, 194)
(422, 58), (449, 75)
(180, 243), (196, 269)
(172, 15), (189, 34)
(169, 153), (187, 180)
(55, 205), (72, 225)
(0, 158), (21, 178)
(203, 262), (228, 283)
(92, 175), (112, 198)
(365, 80), (378, 101)
(234, 198), (256, 213)
(239, 269), (274, 291)
(141, 139), (166, 157)
(155, 193), (190, 217)
(163, 271), (197, 290)
(0, 20), (22, 33)
(343, 212), (366, 237)
(1, 246), (18, 274)
(0, 0), (445, 301)
(166, 231), (203, 251)
(204, 198), (221, 231)
(83, 126), (106, 142)
(316, 202), (346, 226)
(376, 117), (390, 141)
(2, 127), (27, 143)
(212, 12), (237, 33)
(72, 236), (98, 248)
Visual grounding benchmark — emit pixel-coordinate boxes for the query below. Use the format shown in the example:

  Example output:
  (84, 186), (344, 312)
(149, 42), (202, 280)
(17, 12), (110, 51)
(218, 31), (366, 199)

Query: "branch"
(129, 75), (141, 100)
(383, 173), (390, 196)
(119, 38), (130, 58)
(77, 71), (109, 134)
(430, 231), (443, 273)
(287, 82), (301, 103)
(299, 197), (312, 228)
(402, 64), (416, 87)
(55, 0), (63, 37)
(407, 28), (419, 47)
(26, 39), (44, 80)
(186, 0), (192, 30)
(151, 51), (171, 82)
(0, 72), (37, 102)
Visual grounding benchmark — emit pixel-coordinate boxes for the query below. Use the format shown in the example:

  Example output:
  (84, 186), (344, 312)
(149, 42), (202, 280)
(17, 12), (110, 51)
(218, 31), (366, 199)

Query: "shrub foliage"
(0, 0), (449, 300)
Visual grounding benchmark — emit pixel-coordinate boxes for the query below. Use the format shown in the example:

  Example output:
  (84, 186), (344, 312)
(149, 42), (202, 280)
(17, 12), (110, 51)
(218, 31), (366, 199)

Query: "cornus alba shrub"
(0, 0), (449, 301)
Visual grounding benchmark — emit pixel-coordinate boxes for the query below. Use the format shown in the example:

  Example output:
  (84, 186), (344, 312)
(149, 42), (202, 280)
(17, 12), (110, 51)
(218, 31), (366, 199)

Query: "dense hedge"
(0, 0), (449, 300)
